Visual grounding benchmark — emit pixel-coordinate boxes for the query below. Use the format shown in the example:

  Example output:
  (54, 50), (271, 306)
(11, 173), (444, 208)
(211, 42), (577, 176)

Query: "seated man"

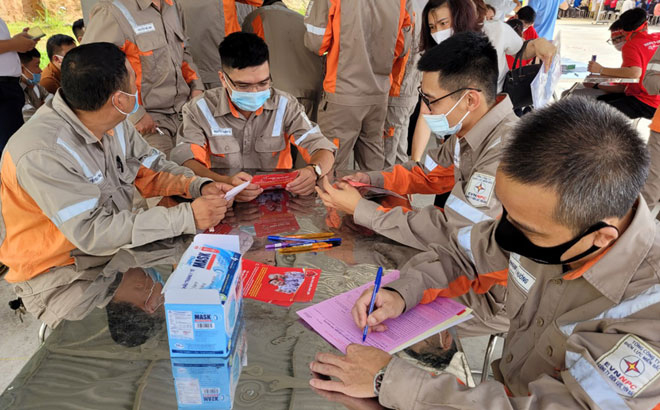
(18, 48), (51, 122)
(40, 34), (76, 94)
(1, 43), (231, 326)
(72, 18), (85, 44)
(317, 32), (517, 253)
(172, 32), (336, 197)
(311, 97), (660, 409)
(584, 8), (660, 119)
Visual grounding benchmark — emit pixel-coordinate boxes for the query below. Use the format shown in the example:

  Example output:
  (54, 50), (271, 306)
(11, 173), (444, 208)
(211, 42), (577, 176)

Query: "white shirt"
(0, 18), (21, 77)
(621, 0), (635, 12)
(482, 20), (524, 92)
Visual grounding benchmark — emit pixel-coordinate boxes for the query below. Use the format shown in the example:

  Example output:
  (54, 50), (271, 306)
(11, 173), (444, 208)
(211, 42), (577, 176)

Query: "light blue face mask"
(144, 267), (165, 286)
(113, 90), (140, 116)
(22, 67), (41, 86)
(227, 82), (270, 112)
(423, 92), (470, 136)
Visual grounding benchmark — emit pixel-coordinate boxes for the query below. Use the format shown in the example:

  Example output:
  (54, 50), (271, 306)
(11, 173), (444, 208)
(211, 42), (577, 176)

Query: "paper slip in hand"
(251, 172), (298, 190)
(224, 180), (251, 201)
(345, 180), (406, 200)
(297, 271), (472, 354)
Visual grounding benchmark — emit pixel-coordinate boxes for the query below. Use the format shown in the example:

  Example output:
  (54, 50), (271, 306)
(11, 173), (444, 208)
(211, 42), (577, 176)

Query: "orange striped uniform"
(0, 92), (210, 283)
(171, 87), (336, 169)
(83, 0), (204, 122)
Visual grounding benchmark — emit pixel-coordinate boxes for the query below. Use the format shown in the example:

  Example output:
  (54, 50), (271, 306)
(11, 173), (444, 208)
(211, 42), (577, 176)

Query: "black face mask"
(494, 208), (616, 265)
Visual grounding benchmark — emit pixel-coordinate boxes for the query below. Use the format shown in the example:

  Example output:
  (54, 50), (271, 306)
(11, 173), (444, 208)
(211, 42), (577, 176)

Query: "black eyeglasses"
(223, 71), (272, 92)
(418, 86), (481, 110)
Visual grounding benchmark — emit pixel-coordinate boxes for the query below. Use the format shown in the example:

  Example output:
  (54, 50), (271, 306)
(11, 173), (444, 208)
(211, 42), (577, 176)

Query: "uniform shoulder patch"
(596, 334), (660, 398)
(465, 172), (495, 208)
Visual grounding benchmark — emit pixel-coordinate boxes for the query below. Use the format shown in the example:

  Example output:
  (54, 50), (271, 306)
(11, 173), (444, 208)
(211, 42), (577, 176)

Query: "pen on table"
(284, 232), (336, 239)
(363, 266), (384, 343)
(267, 235), (318, 243)
(266, 238), (341, 250)
(277, 242), (333, 254)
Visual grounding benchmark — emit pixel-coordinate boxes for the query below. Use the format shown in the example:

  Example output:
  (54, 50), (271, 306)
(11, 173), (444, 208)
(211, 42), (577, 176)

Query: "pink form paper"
(296, 271), (470, 354)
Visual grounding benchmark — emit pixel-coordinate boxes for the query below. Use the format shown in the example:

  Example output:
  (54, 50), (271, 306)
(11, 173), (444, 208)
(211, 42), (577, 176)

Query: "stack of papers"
(297, 271), (473, 354)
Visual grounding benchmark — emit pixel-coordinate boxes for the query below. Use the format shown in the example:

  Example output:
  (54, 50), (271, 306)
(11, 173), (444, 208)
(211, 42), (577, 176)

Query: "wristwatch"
(373, 366), (387, 397)
(308, 164), (323, 180)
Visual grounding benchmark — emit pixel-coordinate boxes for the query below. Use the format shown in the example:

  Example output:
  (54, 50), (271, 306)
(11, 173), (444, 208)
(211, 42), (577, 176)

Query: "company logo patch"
(597, 334), (660, 398)
(509, 253), (535, 293)
(465, 172), (495, 207)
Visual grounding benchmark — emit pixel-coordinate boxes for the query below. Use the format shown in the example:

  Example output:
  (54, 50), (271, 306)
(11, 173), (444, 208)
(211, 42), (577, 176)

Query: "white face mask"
(432, 28), (453, 45)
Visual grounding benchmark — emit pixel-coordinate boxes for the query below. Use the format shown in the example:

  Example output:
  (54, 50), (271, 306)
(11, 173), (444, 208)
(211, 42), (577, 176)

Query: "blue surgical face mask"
(422, 92), (470, 136)
(113, 90), (140, 116)
(144, 267), (165, 286)
(226, 82), (270, 112)
(22, 66), (41, 86)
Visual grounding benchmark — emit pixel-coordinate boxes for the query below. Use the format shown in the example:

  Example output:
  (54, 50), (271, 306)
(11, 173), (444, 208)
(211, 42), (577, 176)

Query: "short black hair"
(60, 43), (131, 111)
(610, 7), (647, 31)
(219, 32), (269, 71)
(106, 301), (163, 347)
(417, 31), (498, 104)
(517, 6), (537, 24)
(46, 34), (76, 61)
(487, 4), (496, 13)
(500, 97), (649, 233)
(18, 48), (40, 65)
(72, 18), (85, 40)
(507, 18), (524, 37)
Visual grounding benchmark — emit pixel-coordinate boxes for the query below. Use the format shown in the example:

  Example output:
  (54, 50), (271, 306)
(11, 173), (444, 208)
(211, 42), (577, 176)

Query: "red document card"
(241, 259), (321, 306)
(251, 172), (298, 190)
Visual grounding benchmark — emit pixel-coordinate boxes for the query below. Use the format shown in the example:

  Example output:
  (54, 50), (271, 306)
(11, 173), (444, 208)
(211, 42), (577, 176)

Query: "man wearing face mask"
(582, 8), (660, 119)
(18, 49), (51, 122)
(310, 97), (660, 409)
(0, 43), (232, 296)
(172, 33), (336, 198)
(317, 32), (516, 336)
(40, 34), (76, 95)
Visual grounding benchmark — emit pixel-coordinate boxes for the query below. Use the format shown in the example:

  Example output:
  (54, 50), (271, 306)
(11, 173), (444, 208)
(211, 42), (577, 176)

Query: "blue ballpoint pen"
(362, 266), (384, 342)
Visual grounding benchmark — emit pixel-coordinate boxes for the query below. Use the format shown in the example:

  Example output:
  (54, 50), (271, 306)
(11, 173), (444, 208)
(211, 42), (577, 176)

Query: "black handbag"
(503, 40), (542, 109)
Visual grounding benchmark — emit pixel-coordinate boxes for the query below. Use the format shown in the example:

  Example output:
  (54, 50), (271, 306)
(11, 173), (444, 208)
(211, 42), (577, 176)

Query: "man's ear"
(593, 225), (620, 248)
(466, 89), (482, 112)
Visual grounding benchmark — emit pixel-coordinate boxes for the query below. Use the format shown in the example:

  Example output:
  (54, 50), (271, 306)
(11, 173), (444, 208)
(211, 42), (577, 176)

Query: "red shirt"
(623, 31), (660, 108)
(506, 26), (540, 69)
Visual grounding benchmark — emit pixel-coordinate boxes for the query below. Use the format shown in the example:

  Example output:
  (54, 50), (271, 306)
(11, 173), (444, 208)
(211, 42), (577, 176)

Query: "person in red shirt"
(586, 8), (660, 119)
(506, 6), (539, 69)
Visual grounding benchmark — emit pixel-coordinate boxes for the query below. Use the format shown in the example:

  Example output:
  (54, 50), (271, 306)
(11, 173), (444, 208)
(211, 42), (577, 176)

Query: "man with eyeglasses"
(316, 32), (517, 336)
(582, 8), (660, 120)
(172, 32), (336, 198)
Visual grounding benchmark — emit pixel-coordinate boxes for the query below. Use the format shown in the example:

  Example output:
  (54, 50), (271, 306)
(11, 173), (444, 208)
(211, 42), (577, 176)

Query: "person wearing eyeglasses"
(172, 33), (336, 198)
(582, 8), (660, 120)
(316, 32), (517, 337)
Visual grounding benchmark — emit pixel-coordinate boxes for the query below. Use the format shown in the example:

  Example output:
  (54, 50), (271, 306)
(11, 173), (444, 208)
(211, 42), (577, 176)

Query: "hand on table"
(230, 172), (263, 202)
(351, 288), (405, 333)
(315, 176), (363, 215)
(135, 113), (157, 135)
(309, 344), (392, 398)
(191, 195), (229, 230)
(287, 167), (317, 196)
(587, 61), (603, 75)
(201, 182), (235, 207)
(342, 172), (371, 185)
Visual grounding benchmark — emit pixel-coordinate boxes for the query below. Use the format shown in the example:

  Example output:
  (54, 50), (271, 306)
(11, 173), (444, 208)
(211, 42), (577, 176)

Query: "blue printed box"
(171, 324), (247, 409)
(164, 235), (243, 357)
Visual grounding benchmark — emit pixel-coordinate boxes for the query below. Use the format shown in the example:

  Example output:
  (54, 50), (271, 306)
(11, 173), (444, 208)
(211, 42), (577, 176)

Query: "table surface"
(0, 185), (423, 410)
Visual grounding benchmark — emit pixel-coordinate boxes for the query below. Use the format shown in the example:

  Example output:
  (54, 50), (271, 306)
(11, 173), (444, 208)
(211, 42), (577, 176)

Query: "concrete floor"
(0, 17), (657, 394)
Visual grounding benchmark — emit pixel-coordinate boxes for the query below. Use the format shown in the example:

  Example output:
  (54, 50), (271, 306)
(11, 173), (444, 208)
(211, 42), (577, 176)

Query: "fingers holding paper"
(351, 288), (405, 333)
